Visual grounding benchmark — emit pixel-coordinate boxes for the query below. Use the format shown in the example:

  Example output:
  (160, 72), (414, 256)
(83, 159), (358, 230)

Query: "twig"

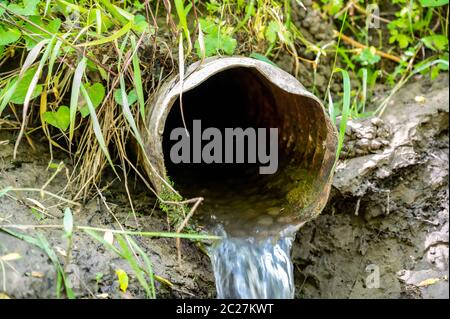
(333, 30), (401, 63)
(175, 197), (204, 262)
(6, 187), (80, 206)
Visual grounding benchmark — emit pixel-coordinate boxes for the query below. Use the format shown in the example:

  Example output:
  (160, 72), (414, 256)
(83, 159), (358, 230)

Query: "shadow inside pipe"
(162, 67), (333, 236)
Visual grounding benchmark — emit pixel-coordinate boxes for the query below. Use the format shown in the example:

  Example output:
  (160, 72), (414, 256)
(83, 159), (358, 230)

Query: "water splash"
(209, 226), (296, 299)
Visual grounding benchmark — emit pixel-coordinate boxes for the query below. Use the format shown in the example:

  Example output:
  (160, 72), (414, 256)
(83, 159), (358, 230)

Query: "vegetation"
(0, 0), (448, 298)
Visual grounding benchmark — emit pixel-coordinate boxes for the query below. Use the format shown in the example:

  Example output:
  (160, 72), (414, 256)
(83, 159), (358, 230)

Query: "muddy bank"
(294, 74), (449, 298)
(0, 136), (215, 298)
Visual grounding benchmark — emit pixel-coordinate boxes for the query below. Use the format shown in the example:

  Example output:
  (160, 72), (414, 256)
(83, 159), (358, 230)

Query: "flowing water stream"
(209, 225), (297, 299)
(170, 166), (306, 299)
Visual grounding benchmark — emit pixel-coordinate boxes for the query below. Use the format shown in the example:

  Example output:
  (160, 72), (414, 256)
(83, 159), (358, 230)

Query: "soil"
(0, 136), (215, 298)
(293, 74), (449, 299)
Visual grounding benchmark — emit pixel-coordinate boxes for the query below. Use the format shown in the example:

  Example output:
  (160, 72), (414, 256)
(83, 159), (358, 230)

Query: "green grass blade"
(14, 38), (55, 158)
(95, 9), (102, 35)
(334, 68), (351, 160)
(22, 38), (54, 110)
(80, 83), (118, 175)
(56, 0), (87, 13)
(410, 58), (449, 76)
(77, 21), (132, 47)
(0, 186), (13, 197)
(83, 229), (123, 256)
(174, 0), (192, 53)
(119, 74), (145, 148)
(127, 236), (156, 299)
(44, 0), (51, 16)
(327, 89), (335, 125)
(361, 68), (367, 113)
(130, 36), (145, 120)
(0, 39), (48, 116)
(47, 39), (64, 81)
(69, 58), (87, 141)
(116, 234), (151, 298)
(36, 233), (75, 299)
(79, 226), (221, 240)
(98, 0), (130, 25)
(20, 40), (49, 77)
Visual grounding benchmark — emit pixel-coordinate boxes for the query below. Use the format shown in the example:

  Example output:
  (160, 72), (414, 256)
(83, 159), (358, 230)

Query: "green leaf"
(195, 33), (237, 57)
(132, 14), (149, 33)
(0, 27), (21, 46)
(63, 207), (73, 237)
(422, 35), (449, 51)
(114, 88), (137, 106)
(79, 82), (105, 117)
(265, 21), (279, 44)
(249, 53), (277, 66)
(354, 47), (381, 66)
(419, 0), (448, 7)
(195, 17), (237, 57)
(7, 0), (40, 16)
(43, 105), (70, 131)
(8, 67), (43, 104)
(87, 9), (113, 33)
(220, 35), (237, 55)
(198, 18), (218, 34)
(77, 21), (133, 47)
(115, 269), (129, 293)
(430, 65), (440, 80)
(397, 34), (410, 49)
(23, 17), (62, 49)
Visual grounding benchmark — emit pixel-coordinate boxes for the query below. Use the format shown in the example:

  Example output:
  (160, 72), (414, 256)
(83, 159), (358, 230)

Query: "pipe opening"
(159, 65), (335, 234)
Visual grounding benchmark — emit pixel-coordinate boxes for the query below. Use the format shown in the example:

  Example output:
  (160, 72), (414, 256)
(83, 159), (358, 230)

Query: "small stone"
(277, 216), (294, 224)
(354, 123), (364, 131)
(257, 215), (273, 226)
(377, 127), (391, 139)
(355, 148), (367, 155)
(369, 140), (382, 151)
(357, 138), (370, 150)
(371, 117), (383, 126)
(364, 132), (376, 140)
(266, 207), (281, 217)
(380, 139), (390, 146)
(414, 95), (426, 103)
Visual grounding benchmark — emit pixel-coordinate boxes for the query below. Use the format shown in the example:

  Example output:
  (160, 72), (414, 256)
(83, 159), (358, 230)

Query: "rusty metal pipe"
(141, 57), (337, 226)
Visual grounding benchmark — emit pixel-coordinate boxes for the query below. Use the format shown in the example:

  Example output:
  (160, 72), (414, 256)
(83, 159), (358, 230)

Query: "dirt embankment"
(294, 74), (449, 299)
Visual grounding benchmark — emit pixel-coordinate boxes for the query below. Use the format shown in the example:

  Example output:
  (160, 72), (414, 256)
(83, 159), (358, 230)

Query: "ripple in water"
(209, 226), (296, 299)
